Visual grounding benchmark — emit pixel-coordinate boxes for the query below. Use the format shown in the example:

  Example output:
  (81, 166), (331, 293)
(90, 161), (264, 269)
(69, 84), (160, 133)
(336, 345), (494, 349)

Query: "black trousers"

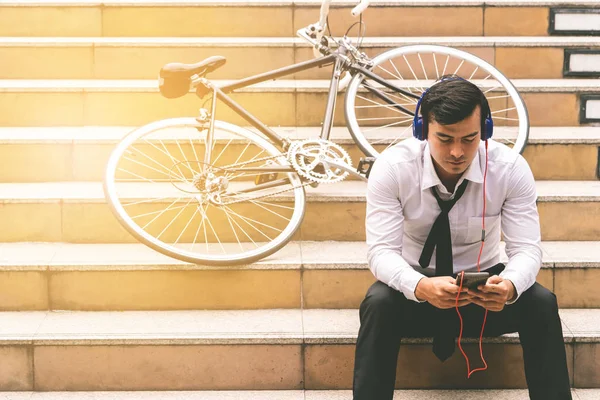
(352, 274), (572, 399)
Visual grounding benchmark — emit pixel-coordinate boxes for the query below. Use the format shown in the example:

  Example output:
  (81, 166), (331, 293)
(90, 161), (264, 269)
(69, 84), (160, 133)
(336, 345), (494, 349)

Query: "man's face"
(427, 106), (481, 183)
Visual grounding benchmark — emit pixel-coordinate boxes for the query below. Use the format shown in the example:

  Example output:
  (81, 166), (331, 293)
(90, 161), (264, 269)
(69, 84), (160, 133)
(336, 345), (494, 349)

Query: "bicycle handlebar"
(351, 0), (370, 17)
(318, 0), (332, 30)
(301, 0), (371, 47)
(298, 0), (371, 90)
(318, 0), (370, 32)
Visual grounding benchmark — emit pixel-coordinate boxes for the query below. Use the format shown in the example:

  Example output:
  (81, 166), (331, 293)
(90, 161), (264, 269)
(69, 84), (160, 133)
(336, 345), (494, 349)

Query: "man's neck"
(441, 178), (460, 194)
(432, 158), (462, 193)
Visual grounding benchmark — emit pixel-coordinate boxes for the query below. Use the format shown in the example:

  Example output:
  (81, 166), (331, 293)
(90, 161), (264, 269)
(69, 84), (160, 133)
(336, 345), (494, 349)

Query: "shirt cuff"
(499, 271), (524, 305)
(401, 269), (428, 303)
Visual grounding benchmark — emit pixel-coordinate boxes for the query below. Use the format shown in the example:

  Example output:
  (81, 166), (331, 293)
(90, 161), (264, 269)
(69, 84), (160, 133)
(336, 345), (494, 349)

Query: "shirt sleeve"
(499, 155), (543, 305)
(366, 157), (426, 302)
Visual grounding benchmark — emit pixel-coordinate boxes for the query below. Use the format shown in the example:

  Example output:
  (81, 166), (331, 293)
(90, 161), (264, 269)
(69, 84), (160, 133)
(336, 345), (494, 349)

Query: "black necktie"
(418, 179), (469, 362)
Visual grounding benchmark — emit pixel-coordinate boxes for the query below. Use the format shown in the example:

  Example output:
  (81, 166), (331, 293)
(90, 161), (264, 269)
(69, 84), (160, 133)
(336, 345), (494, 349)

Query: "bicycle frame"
(195, 44), (421, 190)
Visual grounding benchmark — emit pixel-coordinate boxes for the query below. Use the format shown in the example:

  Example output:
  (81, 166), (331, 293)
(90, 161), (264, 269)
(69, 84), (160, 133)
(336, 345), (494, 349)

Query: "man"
(352, 77), (571, 399)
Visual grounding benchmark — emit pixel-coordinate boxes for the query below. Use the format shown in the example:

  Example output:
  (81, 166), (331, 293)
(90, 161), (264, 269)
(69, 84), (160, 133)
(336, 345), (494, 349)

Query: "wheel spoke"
(363, 117), (415, 133)
(386, 59), (404, 80)
(418, 53), (428, 81)
(202, 205), (227, 254)
(117, 167), (186, 186)
(382, 60), (418, 97)
(140, 197), (183, 230)
(159, 139), (192, 178)
(383, 89), (419, 105)
(142, 138), (194, 178)
(121, 155), (185, 183)
(233, 140), (252, 166)
(247, 199), (292, 222)
(156, 197), (195, 240)
(174, 201), (200, 245)
(188, 131), (203, 176)
(123, 196), (174, 207)
(356, 94), (410, 115)
(453, 59), (465, 76)
(491, 116), (520, 121)
(221, 205), (276, 241)
(486, 94), (512, 100)
(129, 144), (186, 181)
(212, 137), (233, 166)
(190, 201), (210, 253)
(483, 85), (503, 94)
(468, 66), (479, 80)
(442, 55), (450, 76)
(402, 55), (425, 92)
(132, 203), (189, 220)
(355, 102), (416, 109)
(223, 208), (245, 252)
(491, 107), (516, 114)
(357, 116), (412, 122)
(387, 125), (414, 147)
(221, 206), (258, 247)
(248, 198), (296, 211)
(175, 139), (197, 174)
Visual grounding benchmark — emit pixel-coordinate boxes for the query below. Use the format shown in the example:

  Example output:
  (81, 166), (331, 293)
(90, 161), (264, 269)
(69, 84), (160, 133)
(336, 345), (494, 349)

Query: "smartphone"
(456, 272), (490, 290)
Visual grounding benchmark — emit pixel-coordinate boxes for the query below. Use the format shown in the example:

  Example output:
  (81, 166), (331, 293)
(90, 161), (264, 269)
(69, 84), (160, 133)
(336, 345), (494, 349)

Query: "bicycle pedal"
(255, 173), (279, 185)
(357, 157), (376, 178)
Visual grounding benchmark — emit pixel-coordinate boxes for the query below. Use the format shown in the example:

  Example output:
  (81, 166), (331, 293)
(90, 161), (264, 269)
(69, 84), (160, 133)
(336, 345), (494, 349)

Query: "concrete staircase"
(0, 0), (599, 398)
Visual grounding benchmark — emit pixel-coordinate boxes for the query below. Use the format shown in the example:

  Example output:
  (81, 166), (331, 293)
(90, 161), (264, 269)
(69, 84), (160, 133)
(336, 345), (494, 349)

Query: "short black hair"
(419, 75), (490, 137)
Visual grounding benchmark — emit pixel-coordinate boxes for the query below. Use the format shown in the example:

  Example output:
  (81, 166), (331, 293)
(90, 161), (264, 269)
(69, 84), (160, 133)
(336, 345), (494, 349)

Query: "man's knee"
(521, 283), (559, 321)
(360, 280), (404, 318)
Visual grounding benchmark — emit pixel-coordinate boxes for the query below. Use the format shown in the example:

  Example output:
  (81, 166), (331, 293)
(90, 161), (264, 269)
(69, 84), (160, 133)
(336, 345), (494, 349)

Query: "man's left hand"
(468, 275), (516, 312)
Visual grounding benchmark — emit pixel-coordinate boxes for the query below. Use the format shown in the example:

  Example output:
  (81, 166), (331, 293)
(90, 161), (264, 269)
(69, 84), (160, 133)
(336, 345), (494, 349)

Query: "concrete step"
(0, 79), (597, 127)
(0, 241), (598, 311)
(0, 126), (597, 182)
(0, 180), (595, 243)
(0, 390), (598, 399)
(0, 0), (598, 37)
(1, 37), (599, 79)
(0, 308), (597, 390)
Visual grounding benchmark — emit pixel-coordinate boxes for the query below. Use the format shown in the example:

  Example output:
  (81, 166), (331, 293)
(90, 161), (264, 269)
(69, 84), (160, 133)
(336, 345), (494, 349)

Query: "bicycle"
(103, 0), (529, 266)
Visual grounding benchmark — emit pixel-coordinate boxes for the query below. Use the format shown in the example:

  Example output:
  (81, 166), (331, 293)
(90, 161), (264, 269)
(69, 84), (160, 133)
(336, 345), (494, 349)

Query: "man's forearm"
(368, 249), (426, 303)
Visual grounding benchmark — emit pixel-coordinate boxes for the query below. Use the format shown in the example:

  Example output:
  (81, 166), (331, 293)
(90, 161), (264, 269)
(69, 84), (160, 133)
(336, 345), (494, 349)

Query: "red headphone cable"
(455, 139), (489, 378)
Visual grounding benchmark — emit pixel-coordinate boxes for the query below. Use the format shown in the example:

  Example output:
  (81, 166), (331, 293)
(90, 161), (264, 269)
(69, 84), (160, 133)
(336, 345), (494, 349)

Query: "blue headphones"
(412, 77), (494, 141)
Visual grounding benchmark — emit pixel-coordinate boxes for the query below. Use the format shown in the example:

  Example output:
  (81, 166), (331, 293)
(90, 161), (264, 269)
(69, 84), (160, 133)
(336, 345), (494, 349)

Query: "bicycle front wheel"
(344, 45), (529, 157)
(104, 118), (306, 266)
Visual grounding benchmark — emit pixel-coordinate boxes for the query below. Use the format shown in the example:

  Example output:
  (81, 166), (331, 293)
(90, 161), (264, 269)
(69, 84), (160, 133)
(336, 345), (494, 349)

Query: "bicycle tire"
(104, 118), (306, 266)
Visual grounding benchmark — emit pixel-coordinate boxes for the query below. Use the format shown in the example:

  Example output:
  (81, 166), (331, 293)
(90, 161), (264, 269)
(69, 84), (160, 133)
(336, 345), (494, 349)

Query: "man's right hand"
(414, 276), (474, 309)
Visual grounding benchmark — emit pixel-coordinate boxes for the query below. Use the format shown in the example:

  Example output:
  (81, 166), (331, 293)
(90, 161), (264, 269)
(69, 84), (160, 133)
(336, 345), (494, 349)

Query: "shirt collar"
(421, 142), (484, 192)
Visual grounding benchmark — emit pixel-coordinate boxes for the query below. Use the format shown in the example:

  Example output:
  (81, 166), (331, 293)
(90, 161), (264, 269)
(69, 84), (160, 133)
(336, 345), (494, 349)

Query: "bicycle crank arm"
(324, 159), (368, 182)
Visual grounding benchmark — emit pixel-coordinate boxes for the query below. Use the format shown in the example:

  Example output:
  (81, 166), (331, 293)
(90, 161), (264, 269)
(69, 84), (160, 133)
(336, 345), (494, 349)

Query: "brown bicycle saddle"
(159, 56), (226, 99)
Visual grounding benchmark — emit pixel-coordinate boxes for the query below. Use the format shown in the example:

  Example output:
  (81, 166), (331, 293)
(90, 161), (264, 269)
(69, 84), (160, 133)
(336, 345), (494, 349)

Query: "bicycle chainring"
(287, 139), (352, 184)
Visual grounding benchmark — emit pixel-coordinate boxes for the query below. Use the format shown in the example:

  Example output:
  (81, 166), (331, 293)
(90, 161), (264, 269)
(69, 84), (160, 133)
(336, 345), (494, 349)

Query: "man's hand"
(468, 275), (516, 312)
(415, 277), (474, 309)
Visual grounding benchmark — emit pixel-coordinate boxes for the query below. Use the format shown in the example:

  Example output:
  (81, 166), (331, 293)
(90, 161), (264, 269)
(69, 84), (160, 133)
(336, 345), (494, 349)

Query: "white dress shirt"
(366, 138), (542, 303)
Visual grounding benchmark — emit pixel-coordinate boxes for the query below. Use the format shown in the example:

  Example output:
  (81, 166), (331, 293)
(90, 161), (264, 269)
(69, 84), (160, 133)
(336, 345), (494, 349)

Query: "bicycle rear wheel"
(104, 118), (306, 266)
(344, 45), (529, 157)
